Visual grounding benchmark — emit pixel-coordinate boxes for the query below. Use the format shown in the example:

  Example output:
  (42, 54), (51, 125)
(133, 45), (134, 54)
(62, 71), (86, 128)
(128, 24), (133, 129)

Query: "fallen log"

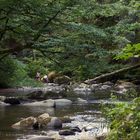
(85, 63), (140, 84)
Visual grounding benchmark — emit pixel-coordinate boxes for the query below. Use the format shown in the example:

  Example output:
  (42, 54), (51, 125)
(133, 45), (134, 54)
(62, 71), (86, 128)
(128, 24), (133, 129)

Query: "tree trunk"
(84, 63), (140, 84)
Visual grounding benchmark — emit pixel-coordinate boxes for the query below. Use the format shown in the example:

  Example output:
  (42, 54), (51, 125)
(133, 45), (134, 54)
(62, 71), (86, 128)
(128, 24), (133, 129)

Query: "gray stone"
(54, 99), (72, 106)
(77, 98), (88, 104)
(0, 96), (6, 101)
(70, 126), (81, 132)
(0, 101), (7, 105)
(59, 129), (75, 136)
(47, 117), (62, 129)
(100, 85), (112, 90)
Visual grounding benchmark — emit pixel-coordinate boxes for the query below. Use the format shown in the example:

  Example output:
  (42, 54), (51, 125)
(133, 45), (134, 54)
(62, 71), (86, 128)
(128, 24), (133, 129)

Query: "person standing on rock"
(35, 71), (41, 81)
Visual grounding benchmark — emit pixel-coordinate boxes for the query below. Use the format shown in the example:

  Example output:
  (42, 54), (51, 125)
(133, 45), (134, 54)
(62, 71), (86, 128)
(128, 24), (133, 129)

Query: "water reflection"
(0, 103), (101, 140)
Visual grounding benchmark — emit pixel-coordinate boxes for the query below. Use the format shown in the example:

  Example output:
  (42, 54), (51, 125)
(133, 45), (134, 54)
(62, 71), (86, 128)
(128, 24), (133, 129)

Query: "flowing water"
(0, 87), (128, 140)
(0, 100), (105, 140)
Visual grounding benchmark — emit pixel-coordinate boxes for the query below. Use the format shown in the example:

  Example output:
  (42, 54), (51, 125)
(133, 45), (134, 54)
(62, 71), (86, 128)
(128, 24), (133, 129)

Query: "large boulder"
(12, 117), (36, 129)
(54, 99), (72, 106)
(54, 75), (71, 85)
(4, 97), (20, 105)
(47, 117), (62, 129)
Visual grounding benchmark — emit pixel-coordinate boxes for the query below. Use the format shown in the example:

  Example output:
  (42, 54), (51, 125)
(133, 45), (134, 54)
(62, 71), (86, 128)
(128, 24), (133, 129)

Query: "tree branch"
(32, 9), (63, 42)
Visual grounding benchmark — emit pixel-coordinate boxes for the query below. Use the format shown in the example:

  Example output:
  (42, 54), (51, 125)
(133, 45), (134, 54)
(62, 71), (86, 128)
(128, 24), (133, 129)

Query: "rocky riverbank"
(12, 112), (108, 140)
(0, 80), (139, 140)
(0, 80), (139, 100)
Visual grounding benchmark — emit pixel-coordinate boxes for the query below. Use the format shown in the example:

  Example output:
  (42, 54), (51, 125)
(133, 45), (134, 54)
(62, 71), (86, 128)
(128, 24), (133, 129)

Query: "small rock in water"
(70, 126), (81, 132)
(59, 129), (75, 136)
(4, 97), (20, 105)
(54, 99), (72, 106)
(77, 98), (88, 104)
(0, 96), (6, 101)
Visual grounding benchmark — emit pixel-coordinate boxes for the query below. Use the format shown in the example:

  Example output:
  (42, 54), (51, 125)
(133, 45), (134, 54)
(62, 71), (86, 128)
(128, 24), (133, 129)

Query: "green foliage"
(0, 0), (139, 85)
(49, 47), (123, 81)
(115, 43), (140, 60)
(0, 57), (41, 87)
(104, 97), (140, 140)
(26, 59), (48, 78)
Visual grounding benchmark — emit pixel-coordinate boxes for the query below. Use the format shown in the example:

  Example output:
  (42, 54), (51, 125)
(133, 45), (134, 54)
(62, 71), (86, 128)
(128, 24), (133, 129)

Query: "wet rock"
(54, 75), (71, 85)
(47, 117), (62, 129)
(12, 117), (36, 129)
(90, 83), (113, 99)
(24, 99), (55, 107)
(40, 131), (48, 136)
(115, 81), (136, 89)
(103, 81), (114, 86)
(54, 99), (72, 106)
(0, 101), (7, 105)
(59, 129), (75, 136)
(113, 81), (138, 98)
(4, 97), (20, 105)
(90, 83), (102, 91)
(70, 126), (81, 132)
(82, 126), (98, 132)
(0, 96), (6, 101)
(37, 113), (51, 127)
(100, 85), (112, 90)
(77, 98), (88, 104)
(73, 83), (91, 94)
(42, 99), (55, 107)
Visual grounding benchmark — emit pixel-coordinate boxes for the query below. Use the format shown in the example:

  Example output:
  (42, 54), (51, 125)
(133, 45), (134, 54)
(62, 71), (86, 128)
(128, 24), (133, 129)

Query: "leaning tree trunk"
(84, 63), (140, 84)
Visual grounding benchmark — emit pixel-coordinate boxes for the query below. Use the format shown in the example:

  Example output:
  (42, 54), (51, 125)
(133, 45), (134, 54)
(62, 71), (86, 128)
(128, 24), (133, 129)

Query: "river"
(0, 99), (106, 140)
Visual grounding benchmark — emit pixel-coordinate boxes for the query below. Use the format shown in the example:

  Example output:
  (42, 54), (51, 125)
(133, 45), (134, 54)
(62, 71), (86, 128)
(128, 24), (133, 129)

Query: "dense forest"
(0, 0), (139, 87)
(0, 0), (140, 140)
